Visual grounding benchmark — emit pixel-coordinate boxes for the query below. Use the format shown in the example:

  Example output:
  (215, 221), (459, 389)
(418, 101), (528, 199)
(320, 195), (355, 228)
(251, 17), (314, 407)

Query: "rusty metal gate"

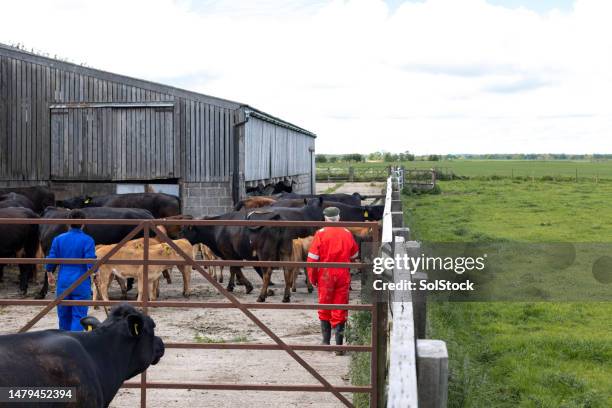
(0, 217), (383, 408)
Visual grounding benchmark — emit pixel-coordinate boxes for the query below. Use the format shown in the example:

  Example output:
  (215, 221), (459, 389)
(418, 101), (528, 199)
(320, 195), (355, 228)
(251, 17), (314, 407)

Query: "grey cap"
(323, 207), (340, 218)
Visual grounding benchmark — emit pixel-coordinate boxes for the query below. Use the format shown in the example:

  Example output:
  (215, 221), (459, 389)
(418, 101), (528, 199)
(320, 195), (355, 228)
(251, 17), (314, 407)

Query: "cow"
(198, 243), (224, 283)
(272, 199), (384, 221)
(36, 207), (156, 299)
(58, 193), (180, 218)
(289, 236), (314, 293)
(0, 207), (40, 296)
(0, 192), (36, 211)
(246, 198), (324, 302)
(234, 196), (277, 211)
(277, 192), (365, 206)
(94, 239), (196, 302)
(181, 211), (281, 295)
(0, 304), (164, 408)
(0, 186), (55, 214)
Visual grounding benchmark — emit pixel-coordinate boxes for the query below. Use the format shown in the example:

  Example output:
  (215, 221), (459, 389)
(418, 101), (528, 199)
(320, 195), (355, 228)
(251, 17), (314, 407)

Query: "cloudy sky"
(2, 0), (612, 154)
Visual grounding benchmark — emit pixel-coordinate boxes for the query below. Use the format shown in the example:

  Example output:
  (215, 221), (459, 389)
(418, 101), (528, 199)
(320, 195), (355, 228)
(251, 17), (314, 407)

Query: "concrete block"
(417, 339), (448, 408)
(184, 197), (201, 207)
(391, 211), (404, 227)
(393, 227), (410, 241)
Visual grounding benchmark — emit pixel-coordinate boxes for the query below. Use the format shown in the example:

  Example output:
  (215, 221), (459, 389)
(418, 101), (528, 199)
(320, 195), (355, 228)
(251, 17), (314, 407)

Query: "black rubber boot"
(334, 323), (346, 356)
(320, 320), (332, 345)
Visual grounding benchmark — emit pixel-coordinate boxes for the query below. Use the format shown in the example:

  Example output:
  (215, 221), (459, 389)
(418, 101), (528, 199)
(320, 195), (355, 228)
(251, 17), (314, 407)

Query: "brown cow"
(198, 243), (224, 283)
(234, 196), (277, 211)
(289, 236), (314, 293)
(94, 239), (196, 302)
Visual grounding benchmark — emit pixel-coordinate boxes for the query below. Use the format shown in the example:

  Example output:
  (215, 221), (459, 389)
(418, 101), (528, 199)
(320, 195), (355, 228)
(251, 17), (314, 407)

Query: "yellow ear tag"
(363, 210), (369, 218)
(164, 245), (172, 255)
(84, 198), (91, 204)
(134, 324), (139, 335)
(87, 325), (93, 332)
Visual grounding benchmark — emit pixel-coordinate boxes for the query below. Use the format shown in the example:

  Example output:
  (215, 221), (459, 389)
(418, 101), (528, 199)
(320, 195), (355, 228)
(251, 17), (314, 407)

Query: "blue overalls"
(45, 228), (96, 331)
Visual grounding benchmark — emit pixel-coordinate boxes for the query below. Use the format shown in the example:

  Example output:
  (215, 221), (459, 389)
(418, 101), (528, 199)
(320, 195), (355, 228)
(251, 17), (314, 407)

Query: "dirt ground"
(0, 182), (384, 408)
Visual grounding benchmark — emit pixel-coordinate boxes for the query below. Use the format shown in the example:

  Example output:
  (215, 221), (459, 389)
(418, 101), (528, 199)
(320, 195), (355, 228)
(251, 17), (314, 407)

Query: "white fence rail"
(382, 167), (448, 408)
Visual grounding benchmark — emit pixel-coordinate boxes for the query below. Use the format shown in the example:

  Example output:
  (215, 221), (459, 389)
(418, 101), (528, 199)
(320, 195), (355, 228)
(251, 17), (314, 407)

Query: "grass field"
(317, 159), (612, 180)
(404, 179), (612, 408)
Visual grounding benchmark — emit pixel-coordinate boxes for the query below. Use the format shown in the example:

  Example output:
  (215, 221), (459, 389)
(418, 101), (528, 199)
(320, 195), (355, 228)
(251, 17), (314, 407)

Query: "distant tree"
(315, 154), (327, 163)
(428, 154), (440, 161)
(329, 156), (338, 163)
(343, 153), (364, 162)
(383, 152), (399, 162)
(368, 151), (383, 161)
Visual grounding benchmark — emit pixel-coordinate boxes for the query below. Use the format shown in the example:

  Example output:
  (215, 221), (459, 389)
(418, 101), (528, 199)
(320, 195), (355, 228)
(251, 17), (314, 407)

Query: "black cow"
(277, 192), (364, 206)
(181, 211), (277, 295)
(0, 207), (40, 295)
(0, 192), (36, 211)
(248, 200), (324, 302)
(0, 304), (164, 408)
(182, 198), (324, 301)
(37, 207), (155, 299)
(0, 186), (55, 214)
(272, 199), (384, 221)
(59, 193), (180, 218)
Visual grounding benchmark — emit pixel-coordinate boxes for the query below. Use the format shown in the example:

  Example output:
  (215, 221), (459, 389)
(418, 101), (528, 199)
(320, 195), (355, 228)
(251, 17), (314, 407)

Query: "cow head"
(58, 196), (91, 209)
(364, 205), (384, 221)
(80, 304), (165, 378)
(304, 198), (325, 220)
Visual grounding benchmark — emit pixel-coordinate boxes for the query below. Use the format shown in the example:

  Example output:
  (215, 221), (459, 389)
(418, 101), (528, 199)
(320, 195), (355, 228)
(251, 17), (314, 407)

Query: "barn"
(0, 43), (316, 216)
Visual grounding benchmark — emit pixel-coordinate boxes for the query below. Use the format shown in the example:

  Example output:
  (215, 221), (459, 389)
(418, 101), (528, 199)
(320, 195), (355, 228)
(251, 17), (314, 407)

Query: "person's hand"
(47, 272), (56, 286)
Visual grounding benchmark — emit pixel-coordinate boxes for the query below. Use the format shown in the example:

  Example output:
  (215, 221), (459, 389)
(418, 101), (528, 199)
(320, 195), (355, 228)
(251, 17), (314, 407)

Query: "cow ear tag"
(127, 314), (143, 337)
(363, 210), (369, 218)
(84, 198), (91, 204)
(86, 325), (93, 332)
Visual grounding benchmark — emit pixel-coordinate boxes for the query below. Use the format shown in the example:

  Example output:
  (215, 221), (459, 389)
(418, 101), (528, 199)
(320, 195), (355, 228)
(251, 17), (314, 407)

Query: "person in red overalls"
(307, 207), (359, 355)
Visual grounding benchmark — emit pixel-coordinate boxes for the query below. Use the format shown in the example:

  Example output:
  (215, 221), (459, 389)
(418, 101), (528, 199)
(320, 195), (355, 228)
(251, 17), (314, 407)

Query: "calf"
(94, 239), (196, 302)
(198, 243), (224, 283)
(0, 304), (164, 407)
(289, 236), (314, 293)
(37, 207), (155, 299)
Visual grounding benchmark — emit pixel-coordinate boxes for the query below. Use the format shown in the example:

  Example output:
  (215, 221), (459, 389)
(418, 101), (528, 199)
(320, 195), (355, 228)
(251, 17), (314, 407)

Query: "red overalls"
(307, 227), (359, 327)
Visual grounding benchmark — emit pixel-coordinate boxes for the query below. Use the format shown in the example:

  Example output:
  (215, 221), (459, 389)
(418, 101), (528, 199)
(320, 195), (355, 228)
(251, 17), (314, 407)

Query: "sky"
(2, 0), (612, 155)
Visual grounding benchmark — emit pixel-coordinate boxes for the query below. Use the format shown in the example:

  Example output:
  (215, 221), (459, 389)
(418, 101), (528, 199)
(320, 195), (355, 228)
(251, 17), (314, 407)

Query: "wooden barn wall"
(50, 106), (175, 180)
(0, 53), (176, 181)
(180, 99), (234, 182)
(244, 116), (313, 182)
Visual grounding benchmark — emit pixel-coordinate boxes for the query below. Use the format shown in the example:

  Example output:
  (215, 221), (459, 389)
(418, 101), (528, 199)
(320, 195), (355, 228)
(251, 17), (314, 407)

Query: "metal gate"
(0, 217), (383, 407)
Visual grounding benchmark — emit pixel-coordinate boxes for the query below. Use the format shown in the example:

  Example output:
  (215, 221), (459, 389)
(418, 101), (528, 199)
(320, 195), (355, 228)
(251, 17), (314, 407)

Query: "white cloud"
(2, 0), (612, 154)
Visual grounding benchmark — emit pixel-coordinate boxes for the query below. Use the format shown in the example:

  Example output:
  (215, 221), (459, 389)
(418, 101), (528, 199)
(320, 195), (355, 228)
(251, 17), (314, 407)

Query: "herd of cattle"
(0, 186), (383, 303)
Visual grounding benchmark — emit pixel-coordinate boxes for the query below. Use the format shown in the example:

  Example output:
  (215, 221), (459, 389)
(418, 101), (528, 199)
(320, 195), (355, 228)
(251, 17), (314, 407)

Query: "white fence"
(381, 169), (448, 408)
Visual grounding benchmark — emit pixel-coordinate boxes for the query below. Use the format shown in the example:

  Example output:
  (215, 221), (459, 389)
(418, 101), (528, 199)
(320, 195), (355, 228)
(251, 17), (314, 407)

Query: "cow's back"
(0, 331), (104, 407)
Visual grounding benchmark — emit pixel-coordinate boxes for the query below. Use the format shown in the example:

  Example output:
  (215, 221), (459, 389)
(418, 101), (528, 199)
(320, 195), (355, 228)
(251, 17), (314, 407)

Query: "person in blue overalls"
(46, 209), (97, 331)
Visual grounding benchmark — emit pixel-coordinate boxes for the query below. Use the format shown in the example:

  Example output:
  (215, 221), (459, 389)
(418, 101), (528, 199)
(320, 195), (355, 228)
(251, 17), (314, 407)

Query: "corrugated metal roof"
(0, 43), (316, 136)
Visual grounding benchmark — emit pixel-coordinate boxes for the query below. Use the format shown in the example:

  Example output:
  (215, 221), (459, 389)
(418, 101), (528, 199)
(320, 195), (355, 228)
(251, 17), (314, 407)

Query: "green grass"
(318, 159), (612, 180)
(194, 333), (251, 343)
(404, 179), (612, 408)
